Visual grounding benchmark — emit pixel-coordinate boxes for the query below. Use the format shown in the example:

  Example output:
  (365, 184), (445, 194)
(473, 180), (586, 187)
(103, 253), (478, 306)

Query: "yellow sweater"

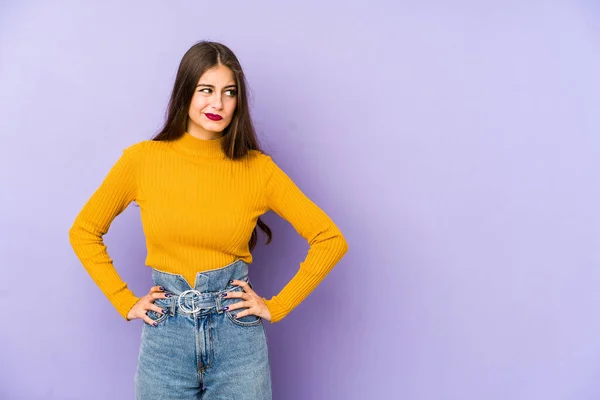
(68, 132), (348, 323)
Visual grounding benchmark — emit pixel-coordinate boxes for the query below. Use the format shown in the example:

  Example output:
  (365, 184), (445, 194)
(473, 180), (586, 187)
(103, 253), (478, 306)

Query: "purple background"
(2, 1), (600, 399)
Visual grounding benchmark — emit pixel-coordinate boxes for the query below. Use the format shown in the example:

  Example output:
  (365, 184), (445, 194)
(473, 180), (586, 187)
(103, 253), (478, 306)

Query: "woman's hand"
(225, 280), (271, 322)
(127, 285), (170, 325)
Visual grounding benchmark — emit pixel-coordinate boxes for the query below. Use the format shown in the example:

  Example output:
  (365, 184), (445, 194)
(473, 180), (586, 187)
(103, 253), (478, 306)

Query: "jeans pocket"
(146, 298), (170, 325)
(225, 308), (263, 327)
(223, 285), (262, 327)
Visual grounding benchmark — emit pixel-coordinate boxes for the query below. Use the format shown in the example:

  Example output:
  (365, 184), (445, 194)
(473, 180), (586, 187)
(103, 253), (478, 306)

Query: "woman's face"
(186, 64), (238, 139)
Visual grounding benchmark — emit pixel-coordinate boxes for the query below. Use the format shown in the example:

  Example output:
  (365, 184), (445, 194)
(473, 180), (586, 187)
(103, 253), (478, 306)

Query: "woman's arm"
(261, 155), (349, 323)
(68, 143), (143, 321)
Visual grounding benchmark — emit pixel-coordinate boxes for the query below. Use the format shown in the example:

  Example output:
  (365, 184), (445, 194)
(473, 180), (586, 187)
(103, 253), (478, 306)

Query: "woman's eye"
(198, 88), (237, 96)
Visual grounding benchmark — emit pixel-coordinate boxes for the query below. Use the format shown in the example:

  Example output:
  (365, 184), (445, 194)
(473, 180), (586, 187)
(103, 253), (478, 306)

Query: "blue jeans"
(134, 259), (272, 399)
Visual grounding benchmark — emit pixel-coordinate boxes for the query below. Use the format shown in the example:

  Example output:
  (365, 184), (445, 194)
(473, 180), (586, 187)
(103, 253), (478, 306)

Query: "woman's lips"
(205, 113), (223, 121)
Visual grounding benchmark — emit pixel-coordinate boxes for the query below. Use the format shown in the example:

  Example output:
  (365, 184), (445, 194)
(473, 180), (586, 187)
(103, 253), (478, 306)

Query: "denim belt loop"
(216, 295), (224, 314)
(169, 295), (176, 317)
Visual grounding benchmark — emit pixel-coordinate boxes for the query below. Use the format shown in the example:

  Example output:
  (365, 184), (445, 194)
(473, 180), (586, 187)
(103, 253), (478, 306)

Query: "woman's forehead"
(197, 65), (236, 86)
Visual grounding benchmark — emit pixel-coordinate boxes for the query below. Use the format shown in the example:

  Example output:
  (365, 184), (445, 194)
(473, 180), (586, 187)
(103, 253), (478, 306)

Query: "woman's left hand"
(225, 280), (272, 322)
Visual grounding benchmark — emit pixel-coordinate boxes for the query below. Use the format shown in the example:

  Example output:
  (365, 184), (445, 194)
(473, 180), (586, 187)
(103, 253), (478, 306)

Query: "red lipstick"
(205, 113), (223, 121)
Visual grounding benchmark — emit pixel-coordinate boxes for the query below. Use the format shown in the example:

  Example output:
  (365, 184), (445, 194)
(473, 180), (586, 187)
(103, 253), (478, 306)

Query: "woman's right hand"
(126, 285), (170, 325)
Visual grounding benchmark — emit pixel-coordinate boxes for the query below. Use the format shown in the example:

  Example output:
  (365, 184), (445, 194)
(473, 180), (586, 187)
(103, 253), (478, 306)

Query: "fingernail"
(165, 293), (171, 297)
(221, 292), (227, 297)
(229, 280), (233, 283)
(159, 286), (164, 290)
(162, 309), (167, 314)
(223, 306), (229, 311)
(153, 322), (158, 326)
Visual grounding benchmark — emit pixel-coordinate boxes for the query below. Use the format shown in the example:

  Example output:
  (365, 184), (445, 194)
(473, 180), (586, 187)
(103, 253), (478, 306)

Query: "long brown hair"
(151, 40), (272, 252)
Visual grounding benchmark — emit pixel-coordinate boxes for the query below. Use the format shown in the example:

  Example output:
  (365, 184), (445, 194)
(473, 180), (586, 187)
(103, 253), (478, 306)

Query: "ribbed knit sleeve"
(261, 156), (349, 323)
(68, 144), (143, 321)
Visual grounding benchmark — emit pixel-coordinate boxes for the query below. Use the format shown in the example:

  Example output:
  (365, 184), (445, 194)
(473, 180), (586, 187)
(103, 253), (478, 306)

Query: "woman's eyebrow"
(196, 83), (237, 88)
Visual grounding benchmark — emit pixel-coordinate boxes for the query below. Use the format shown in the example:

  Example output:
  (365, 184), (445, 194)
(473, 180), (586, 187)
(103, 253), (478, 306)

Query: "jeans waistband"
(150, 259), (251, 317)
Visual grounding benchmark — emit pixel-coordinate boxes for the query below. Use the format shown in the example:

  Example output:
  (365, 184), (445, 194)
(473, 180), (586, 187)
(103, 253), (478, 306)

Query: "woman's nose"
(211, 95), (223, 109)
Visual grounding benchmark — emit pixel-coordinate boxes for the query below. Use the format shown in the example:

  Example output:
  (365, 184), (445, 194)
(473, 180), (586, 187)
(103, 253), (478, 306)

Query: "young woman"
(68, 40), (348, 399)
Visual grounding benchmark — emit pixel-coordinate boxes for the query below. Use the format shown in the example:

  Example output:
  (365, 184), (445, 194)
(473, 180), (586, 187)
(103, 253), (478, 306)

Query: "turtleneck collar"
(171, 131), (227, 159)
